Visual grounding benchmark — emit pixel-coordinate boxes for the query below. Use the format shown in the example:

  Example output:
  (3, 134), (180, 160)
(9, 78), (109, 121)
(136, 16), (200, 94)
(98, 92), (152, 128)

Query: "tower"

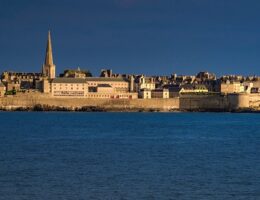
(42, 31), (56, 79)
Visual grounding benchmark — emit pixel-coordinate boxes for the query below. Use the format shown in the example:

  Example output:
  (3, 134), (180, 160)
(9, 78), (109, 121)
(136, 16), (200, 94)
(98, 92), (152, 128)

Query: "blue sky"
(0, 0), (260, 76)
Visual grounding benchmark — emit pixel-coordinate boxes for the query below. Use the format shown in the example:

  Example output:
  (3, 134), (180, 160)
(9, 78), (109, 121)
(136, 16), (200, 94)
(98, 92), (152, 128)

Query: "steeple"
(45, 31), (54, 66)
(42, 30), (56, 79)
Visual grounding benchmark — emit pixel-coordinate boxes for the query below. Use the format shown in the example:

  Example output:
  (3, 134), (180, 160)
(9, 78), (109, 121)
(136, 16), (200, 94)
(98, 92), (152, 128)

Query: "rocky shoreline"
(0, 104), (259, 113)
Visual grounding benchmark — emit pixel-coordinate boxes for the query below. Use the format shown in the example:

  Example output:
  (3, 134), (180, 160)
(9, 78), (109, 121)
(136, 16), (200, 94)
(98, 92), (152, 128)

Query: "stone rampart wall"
(1, 93), (260, 111)
(0, 93), (179, 110)
(179, 95), (228, 110)
(249, 94), (260, 108)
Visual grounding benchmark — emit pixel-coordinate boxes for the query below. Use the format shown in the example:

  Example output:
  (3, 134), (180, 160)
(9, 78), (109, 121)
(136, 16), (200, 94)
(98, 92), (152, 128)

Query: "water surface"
(0, 112), (259, 199)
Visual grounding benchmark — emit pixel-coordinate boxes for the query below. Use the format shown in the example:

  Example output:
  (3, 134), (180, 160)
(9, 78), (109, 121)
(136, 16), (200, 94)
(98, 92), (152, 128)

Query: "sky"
(0, 0), (260, 76)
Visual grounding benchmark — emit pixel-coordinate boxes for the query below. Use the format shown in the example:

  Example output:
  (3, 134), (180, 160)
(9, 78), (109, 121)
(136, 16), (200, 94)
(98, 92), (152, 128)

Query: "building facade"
(135, 76), (156, 92)
(151, 89), (169, 99)
(0, 82), (6, 97)
(139, 89), (152, 99)
(86, 77), (130, 93)
(221, 81), (244, 94)
(51, 78), (87, 97)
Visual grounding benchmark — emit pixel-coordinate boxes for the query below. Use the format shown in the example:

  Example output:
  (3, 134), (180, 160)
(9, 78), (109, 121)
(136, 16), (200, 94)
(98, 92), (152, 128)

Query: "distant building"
(243, 82), (253, 94)
(175, 75), (196, 85)
(251, 87), (260, 93)
(180, 84), (209, 93)
(100, 69), (113, 78)
(135, 76), (156, 92)
(42, 79), (51, 93)
(86, 77), (130, 93)
(196, 72), (216, 81)
(151, 89), (169, 99)
(252, 80), (260, 88)
(96, 84), (114, 93)
(139, 89), (151, 99)
(87, 91), (137, 99)
(6, 82), (20, 91)
(0, 82), (6, 97)
(220, 81), (244, 94)
(51, 78), (87, 97)
(167, 85), (182, 98)
(60, 68), (92, 78)
(1, 72), (43, 91)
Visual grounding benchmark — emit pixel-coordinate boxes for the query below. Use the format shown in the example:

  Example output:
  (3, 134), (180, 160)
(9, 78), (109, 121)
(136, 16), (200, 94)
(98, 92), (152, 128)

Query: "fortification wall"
(0, 93), (259, 111)
(179, 95), (229, 110)
(0, 93), (179, 111)
(227, 93), (250, 109)
(249, 94), (260, 108)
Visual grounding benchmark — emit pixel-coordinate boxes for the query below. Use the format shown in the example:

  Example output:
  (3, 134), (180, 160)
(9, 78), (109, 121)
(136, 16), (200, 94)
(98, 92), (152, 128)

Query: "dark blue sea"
(0, 112), (259, 200)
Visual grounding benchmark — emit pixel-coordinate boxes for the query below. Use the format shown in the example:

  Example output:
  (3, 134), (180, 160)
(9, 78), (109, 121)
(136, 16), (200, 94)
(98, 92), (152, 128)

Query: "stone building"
(168, 86), (182, 98)
(175, 75), (196, 85)
(87, 91), (138, 99)
(85, 78), (137, 99)
(166, 84), (208, 97)
(1, 72), (43, 91)
(139, 89), (152, 99)
(0, 82), (6, 97)
(100, 69), (113, 78)
(134, 76), (156, 92)
(6, 82), (20, 91)
(220, 81), (244, 94)
(180, 84), (209, 93)
(86, 77), (130, 93)
(60, 68), (92, 78)
(96, 84), (114, 93)
(151, 89), (169, 99)
(196, 72), (216, 82)
(251, 87), (260, 93)
(51, 78), (87, 97)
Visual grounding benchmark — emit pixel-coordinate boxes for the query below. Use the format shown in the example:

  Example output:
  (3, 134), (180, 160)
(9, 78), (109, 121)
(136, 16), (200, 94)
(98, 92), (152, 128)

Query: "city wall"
(179, 95), (228, 110)
(0, 93), (259, 111)
(0, 93), (179, 111)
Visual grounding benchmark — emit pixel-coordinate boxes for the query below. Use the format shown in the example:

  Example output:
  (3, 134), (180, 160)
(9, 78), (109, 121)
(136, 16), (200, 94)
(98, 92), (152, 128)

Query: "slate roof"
(168, 87), (182, 93)
(52, 78), (87, 84)
(85, 77), (128, 82)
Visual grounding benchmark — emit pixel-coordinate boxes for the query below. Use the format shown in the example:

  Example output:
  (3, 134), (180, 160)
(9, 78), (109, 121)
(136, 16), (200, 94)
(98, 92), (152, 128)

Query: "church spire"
(45, 30), (54, 66)
(42, 30), (56, 79)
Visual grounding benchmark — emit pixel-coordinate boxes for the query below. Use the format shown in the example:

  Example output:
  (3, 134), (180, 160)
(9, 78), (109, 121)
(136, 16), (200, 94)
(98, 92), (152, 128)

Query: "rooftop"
(85, 77), (128, 82)
(52, 78), (87, 84)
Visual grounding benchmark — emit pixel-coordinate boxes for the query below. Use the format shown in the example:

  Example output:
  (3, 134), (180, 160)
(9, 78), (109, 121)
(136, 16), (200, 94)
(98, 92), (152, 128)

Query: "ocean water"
(0, 112), (259, 200)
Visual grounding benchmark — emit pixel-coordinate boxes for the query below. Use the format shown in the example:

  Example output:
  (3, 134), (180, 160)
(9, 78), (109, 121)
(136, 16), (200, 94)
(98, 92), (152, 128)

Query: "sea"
(0, 112), (259, 200)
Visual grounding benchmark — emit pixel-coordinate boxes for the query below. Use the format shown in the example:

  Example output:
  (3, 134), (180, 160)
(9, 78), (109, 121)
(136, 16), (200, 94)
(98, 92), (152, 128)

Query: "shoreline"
(0, 105), (259, 113)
